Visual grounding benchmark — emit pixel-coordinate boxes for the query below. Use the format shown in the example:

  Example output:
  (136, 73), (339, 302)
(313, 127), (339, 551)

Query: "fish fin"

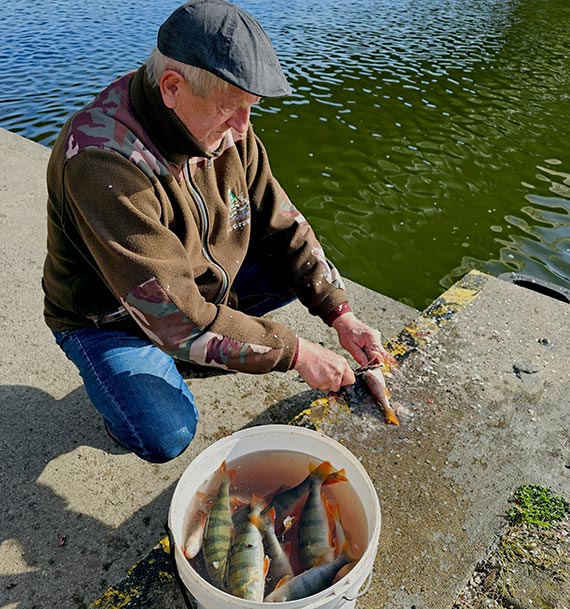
(339, 538), (358, 563)
(260, 505), (276, 531)
(384, 406), (400, 426)
(251, 493), (269, 514)
(309, 460), (334, 480)
(230, 493), (248, 508)
(263, 555), (271, 577)
(274, 575), (292, 590)
(250, 494), (269, 529)
(194, 492), (217, 514)
(367, 352), (398, 372)
(250, 512), (263, 529)
(332, 561), (358, 584)
(323, 467), (348, 485)
(217, 460), (228, 477)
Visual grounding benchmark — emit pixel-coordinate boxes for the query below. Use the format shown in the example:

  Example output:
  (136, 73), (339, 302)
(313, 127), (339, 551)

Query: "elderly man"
(42, 0), (390, 463)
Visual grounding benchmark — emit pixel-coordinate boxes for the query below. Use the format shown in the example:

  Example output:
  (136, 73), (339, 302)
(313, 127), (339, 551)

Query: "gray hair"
(145, 48), (230, 98)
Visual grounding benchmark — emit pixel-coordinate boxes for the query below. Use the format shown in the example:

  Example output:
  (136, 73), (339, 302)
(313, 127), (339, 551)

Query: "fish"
(226, 495), (270, 601)
(329, 500), (347, 556)
(264, 460), (347, 532)
(182, 507), (208, 560)
(297, 464), (347, 570)
(361, 361), (399, 426)
(264, 540), (354, 602)
(201, 461), (234, 590)
(261, 506), (294, 588)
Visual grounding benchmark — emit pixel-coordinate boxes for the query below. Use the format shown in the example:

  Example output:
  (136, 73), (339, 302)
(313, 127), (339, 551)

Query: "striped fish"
(226, 496), (269, 601)
(202, 461), (233, 590)
(261, 506), (294, 588)
(264, 540), (354, 602)
(264, 461), (346, 533)
(297, 466), (347, 570)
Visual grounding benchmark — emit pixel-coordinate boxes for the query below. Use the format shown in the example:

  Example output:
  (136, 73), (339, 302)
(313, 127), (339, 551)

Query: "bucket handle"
(342, 568), (374, 602)
(165, 522), (198, 609)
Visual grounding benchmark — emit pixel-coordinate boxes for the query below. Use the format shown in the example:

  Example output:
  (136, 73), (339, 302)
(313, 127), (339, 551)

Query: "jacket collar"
(129, 65), (212, 167)
(130, 65), (249, 171)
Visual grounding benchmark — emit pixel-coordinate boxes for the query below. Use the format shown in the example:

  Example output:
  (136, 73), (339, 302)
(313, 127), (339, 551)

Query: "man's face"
(167, 74), (260, 153)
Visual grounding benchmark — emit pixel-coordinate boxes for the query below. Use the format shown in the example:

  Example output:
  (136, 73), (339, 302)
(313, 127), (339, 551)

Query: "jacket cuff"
(323, 302), (353, 327)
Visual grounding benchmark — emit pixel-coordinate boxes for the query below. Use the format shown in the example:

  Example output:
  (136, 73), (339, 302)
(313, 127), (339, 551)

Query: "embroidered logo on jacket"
(227, 190), (251, 232)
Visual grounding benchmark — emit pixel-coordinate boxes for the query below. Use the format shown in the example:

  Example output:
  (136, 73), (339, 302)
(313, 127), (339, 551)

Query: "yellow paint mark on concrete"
(292, 271), (491, 432)
(160, 535), (170, 553)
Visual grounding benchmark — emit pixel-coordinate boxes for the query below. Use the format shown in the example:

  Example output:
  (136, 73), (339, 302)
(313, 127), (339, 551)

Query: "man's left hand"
(331, 312), (394, 368)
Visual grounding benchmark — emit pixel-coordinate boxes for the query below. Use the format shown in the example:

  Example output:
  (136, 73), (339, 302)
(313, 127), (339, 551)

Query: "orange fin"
(323, 467), (348, 485)
(274, 575), (292, 590)
(309, 460), (334, 479)
(384, 406), (400, 426)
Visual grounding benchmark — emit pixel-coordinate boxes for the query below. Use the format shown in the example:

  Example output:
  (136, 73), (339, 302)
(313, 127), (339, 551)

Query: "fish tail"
(384, 405), (400, 426)
(309, 460), (335, 480)
(250, 513), (262, 530)
(250, 493), (268, 513)
(323, 467), (348, 485)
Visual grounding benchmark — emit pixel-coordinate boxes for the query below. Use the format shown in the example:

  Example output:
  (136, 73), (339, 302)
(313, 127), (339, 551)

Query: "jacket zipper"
(184, 161), (229, 305)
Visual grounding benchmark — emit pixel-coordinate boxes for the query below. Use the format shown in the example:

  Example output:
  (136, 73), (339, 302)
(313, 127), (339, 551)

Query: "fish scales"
(265, 550), (351, 602)
(227, 499), (267, 601)
(262, 507), (294, 587)
(264, 461), (342, 531)
(202, 466), (233, 590)
(297, 471), (336, 570)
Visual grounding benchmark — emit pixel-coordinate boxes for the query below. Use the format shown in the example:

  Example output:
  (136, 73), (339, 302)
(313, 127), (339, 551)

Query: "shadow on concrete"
(0, 384), (126, 607)
(0, 379), (319, 609)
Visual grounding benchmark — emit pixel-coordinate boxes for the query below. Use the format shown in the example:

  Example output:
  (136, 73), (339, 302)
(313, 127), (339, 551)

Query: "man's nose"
(227, 107), (251, 134)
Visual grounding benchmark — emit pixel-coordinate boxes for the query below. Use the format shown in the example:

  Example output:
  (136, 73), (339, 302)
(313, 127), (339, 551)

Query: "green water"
(1, 0), (569, 309)
(248, 0), (570, 308)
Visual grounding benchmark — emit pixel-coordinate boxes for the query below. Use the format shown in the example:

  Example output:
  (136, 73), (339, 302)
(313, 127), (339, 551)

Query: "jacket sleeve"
(61, 149), (298, 373)
(240, 129), (348, 321)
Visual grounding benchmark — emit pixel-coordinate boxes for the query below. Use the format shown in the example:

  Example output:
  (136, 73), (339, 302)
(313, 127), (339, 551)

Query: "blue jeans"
(53, 262), (295, 463)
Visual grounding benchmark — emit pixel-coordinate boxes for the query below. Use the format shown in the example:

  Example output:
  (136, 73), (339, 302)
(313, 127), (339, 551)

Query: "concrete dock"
(0, 127), (568, 609)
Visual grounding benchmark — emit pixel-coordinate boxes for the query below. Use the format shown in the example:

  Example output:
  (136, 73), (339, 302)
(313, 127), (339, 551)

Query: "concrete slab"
(86, 270), (570, 609)
(0, 128), (418, 609)
(300, 271), (570, 609)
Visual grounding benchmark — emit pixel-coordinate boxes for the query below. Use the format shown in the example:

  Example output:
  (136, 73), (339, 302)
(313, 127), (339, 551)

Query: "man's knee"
(135, 425), (195, 463)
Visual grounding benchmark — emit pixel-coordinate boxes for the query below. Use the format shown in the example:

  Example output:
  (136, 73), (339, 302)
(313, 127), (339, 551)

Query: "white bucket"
(168, 424), (381, 609)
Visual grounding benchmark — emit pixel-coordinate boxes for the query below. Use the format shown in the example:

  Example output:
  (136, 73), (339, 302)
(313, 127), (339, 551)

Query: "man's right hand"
(293, 337), (355, 393)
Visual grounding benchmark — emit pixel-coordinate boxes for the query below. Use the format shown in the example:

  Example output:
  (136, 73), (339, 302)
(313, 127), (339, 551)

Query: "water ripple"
(1, 0), (569, 306)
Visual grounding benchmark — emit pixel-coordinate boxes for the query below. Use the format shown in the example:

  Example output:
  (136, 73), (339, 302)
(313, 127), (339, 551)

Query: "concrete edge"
(87, 270), (491, 608)
(88, 538), (173, 609)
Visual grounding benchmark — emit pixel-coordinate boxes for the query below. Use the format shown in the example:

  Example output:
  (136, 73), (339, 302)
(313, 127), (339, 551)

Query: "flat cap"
(157, 0), (291, 98)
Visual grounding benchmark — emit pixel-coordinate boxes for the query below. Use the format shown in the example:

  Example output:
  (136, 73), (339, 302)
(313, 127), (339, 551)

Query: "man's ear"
(159, 70), (185, 109)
